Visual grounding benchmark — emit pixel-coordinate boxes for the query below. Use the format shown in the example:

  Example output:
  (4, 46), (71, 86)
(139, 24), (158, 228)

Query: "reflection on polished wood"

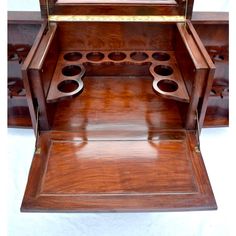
(52, 76), (184, 135)
(41, 138), (196, 195)
(47, 50), (189, 103)
(21, 6), (216, 211)
(21, 130), (216, 211)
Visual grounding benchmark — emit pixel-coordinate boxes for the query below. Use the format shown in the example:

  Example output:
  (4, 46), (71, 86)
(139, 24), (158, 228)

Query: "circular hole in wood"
(18, 88), (26, 96)
(86, 52), (104, 61)
(9, 53), (17, 60)
(154, 65), (173, 76)
(15, 44), (28, 52)
(213, 54), (224, 61)
(209, 49), (218, 53)
(210, 89), (217, 95)
(8, 79), (17, 86)
(130, 52), (148, 61)
(62, 65), (81, 77)
(16, 47), (26, 52)
(64, 52), (82, 61)
(108, 52), (126, 61)
(157, 79), (178, 93)
(152, 52), (170, 61)
(58, 80), (79, 93)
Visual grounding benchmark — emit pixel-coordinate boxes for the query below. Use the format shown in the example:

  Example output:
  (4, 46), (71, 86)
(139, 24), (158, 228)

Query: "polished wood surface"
(57, 22), (175, 51)
(20, 8), (218, 211)
(8, 14), (42, 127)
(21, 130), (216, 212)
(39, 0), (194, 18)
(193, 13), (229, 127)
(26, 21), (212, 131)
(47, 50), (189, 103)
(52, 76), (184, 134)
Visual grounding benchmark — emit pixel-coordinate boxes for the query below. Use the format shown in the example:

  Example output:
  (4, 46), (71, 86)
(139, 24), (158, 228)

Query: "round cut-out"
(86, 52), (104, 61)
(130, 52), (148, 61)
(64, 52), (82, 61)
(16, 47), (26, 52)
(154, 65), (173, 76)
(108, 52), (126, 61)
(212, 54), (224, 61)
(152, 52), (170, 61)
(58, 80), (79, 93)
(62, 65), (81, 77)
(157, 79), (178, 93)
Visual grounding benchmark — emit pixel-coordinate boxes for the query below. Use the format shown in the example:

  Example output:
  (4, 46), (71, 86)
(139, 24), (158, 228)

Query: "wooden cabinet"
(8, 12), (42, 127)
(192, 12), (229, 127)
(20, 0), (217, 212)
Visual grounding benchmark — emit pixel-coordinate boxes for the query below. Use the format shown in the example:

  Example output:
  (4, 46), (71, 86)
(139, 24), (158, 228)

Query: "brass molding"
(48, 15), (186, 22)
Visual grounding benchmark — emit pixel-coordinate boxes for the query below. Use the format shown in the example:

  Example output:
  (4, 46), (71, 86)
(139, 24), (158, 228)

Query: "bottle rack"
(8, 44), (31, 99)
(206, 45), (229, 98)
(47, 50), (190, 103)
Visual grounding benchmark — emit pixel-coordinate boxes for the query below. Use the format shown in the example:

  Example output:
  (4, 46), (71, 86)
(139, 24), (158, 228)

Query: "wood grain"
(47, 50), (189, 103)
(20, 7), (218, 212)
(8, 15), (42, 127)
(21, 130), (216, 212)
(39, 0), (194, 17)
(193, 15), (229, 127)
(51, 76), (185, 134)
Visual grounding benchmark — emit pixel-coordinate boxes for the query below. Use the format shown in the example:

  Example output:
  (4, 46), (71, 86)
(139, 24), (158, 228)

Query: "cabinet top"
(39, 0), (194, 21)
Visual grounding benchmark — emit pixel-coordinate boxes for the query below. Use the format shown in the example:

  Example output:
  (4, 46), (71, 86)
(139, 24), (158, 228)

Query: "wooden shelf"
(47, 50), (190, 103)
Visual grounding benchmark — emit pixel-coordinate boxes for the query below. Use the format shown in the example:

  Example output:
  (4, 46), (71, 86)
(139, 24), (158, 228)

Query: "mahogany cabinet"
(20, 0), (218, 212)
(8, 12), (42, 127)
(192, 12), (229, 127)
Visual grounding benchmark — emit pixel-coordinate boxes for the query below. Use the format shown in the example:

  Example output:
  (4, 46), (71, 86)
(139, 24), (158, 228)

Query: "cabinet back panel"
(58, 22), (175, 51)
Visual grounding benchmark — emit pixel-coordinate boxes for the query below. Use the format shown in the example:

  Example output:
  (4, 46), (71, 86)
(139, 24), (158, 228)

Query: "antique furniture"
(8, 11), (229, 128)
(21, 0), (218, 212)
(192, 12), (229, 127)
(8, 11), (42, 127)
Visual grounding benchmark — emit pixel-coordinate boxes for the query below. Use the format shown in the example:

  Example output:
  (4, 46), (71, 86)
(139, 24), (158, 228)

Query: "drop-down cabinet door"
(21, 16), (216, 211)
(21, 130), (216, 212)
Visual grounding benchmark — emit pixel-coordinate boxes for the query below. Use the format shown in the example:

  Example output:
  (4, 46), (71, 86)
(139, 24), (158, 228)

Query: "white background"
(2, 0), (235, 236)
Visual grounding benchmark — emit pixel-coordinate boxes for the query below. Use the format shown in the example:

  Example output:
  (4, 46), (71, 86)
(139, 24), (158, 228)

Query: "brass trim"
(195, 110), (201, 152)
(34, 106), (40, 154)
(48, 15), (186, 22)
(184, 0), (188, 26)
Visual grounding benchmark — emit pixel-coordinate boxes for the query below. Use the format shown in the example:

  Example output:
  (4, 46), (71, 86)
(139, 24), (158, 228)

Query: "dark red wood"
(21, 15), (216, 211)
(47, 50), (189, 103)
(39, 0), (194, 17)
(21, 130), (216, 212)
(16, 1), (224, 212)
(192, 12), (229, 127)
(8, 12), (42, 127)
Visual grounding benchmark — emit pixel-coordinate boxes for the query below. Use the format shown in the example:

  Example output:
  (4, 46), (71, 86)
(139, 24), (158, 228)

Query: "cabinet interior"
(21, 20), (216, 212)
(29, 21), (209, 133)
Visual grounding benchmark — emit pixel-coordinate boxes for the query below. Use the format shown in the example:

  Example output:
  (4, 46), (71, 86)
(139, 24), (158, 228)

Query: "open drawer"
(21, 5), (216, 211)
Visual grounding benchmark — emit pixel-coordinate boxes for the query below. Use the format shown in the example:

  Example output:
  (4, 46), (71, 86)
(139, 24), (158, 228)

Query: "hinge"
(195, 110), (201, 153)
(45, 0), (51, 30)
(34, 106), (41, 155)
(184, 0), (189, 27)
